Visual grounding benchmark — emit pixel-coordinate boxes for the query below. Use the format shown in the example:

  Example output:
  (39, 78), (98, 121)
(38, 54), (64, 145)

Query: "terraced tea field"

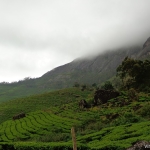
(0, 111), (79, 142)
(1, 87), (150, 149)
(1, 120), (150, 150)
(77, 120), (150, 149)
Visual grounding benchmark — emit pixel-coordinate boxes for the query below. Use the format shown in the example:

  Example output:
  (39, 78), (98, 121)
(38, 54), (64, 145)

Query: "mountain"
(40, 47), (141, 87)
(0, 38), (150, 102)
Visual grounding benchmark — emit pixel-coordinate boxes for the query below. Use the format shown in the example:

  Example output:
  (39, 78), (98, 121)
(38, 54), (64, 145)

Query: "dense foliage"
(117, 57), (150, 91)
(101, 81), (114, 90)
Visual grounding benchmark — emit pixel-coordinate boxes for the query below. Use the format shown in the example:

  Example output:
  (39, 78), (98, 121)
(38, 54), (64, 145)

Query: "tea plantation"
(0, 87), (150, 150)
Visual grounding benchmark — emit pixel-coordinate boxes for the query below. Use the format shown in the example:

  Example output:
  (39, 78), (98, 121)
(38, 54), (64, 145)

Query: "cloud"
(0, 0), (150, 82)
(0, 44), (73, 82)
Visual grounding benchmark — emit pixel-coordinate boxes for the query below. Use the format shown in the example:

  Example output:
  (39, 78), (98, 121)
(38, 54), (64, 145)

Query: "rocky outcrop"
(13, 112), (26, 120)
(79, 99), (88, 109)
(94, 89), (119, 105)
(143, 37), (150, 49)
(126, 141), (150, 150)
(137, 37), (150, 58)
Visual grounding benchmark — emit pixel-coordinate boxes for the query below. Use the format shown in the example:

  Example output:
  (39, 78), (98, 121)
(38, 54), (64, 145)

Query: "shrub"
(35, 133), (70, 142)
(128, 88), (139, 101)
(101, 81), (114, 90)
(137, 103), (150, 118)
(112, 112), (141, 126)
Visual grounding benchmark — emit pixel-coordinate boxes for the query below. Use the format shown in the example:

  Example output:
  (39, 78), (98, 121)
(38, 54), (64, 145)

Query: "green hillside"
(0, 87), (92, 123)
(0, 85), (150, 149)
(0, 79), (52, 103)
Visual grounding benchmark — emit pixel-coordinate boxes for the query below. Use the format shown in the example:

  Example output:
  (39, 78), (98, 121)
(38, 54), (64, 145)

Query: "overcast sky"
(0, 0), (150, 82)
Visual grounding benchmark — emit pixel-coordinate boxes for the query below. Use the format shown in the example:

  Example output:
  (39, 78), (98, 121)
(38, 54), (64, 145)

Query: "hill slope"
(0, 87), (150, 149)
(0, 38), (150, 102)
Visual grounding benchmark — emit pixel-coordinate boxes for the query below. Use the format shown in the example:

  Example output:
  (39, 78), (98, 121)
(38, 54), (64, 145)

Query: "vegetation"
(101, 81), (114, 90)
(0, 111), (79, 142)
(117, 57), (150, 91)
(0, 88), (92, 123)
(0, 57), (150, 149)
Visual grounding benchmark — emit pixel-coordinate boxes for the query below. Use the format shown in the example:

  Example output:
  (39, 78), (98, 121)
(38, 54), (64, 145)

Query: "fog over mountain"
(0, 0), (150, 82)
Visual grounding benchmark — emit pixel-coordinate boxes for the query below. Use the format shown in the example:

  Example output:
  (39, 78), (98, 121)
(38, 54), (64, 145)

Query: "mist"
(0, 0), (150, 82)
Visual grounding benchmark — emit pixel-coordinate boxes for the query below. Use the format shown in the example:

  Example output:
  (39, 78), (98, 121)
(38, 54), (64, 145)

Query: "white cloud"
(0, 45), (73, 82)
(0, 0), (150, 82)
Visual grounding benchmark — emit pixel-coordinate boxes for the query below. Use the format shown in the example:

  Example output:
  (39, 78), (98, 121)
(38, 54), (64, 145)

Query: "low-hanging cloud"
(0, 0), (150, 82)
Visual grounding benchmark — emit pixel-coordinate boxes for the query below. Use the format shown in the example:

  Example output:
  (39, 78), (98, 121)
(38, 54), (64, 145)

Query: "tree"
(92, 83), (97, 87)
(81, 84), (87, 91)
(117, 57), (150, 90)
(101, 81), (114, 90)
(73, 82), (80, 87)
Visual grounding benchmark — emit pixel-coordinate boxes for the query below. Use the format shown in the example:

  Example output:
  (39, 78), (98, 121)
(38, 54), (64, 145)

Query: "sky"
(0, 0), (150, 82)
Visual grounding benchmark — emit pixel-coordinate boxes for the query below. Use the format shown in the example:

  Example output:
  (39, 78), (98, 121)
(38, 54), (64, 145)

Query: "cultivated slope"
(0, 87), (150, 149)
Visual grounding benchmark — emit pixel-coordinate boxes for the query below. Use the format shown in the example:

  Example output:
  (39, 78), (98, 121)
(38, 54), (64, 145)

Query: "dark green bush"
(128, 88), (139, 101)
(112, 112), (141, 126)
(101, 81), (114, 90)
(138, 103), (150, 118)
(0, 142), (88, 150)
(35, 133), (70, 142)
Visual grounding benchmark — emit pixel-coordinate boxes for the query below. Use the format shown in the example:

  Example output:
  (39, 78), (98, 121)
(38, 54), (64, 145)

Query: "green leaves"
(101, 81), (114, 90)
(116, 57), (150, 90)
